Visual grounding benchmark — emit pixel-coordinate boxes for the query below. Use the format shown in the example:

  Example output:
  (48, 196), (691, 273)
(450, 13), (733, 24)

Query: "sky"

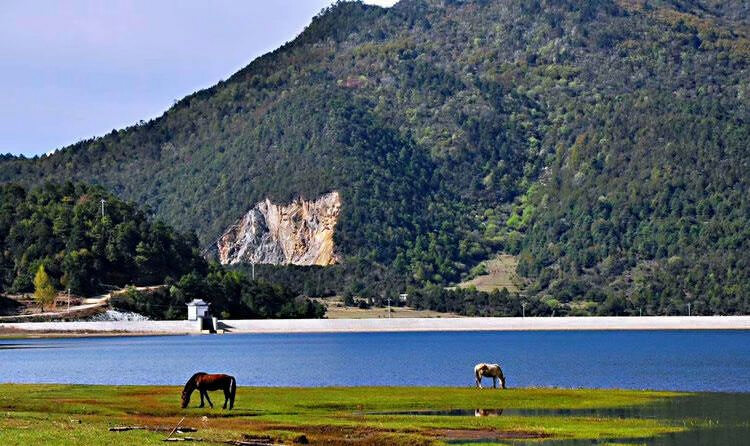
(1, 0), (399, 157)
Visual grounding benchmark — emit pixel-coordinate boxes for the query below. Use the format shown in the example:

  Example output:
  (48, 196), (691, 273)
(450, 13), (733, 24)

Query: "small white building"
(186, 299), (209, 321)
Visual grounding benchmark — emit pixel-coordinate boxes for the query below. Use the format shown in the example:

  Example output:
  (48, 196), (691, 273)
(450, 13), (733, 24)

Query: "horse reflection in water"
(474, 363), (507, 389)
(181, 372), (236, 410)
(475, 408), (504, 417)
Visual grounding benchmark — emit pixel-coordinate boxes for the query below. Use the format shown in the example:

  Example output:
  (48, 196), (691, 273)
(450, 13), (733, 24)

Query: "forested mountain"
(1, 0), (749, 314)
(0, 182), (325, 319)
(0, 183), (205, 296)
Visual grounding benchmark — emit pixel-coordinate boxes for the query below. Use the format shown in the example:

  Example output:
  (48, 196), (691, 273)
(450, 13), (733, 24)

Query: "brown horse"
(181, 372), (236, 409)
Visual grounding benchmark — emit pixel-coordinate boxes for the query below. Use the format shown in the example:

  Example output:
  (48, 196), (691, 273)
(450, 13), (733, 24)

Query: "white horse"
(474, 363), (506, 389)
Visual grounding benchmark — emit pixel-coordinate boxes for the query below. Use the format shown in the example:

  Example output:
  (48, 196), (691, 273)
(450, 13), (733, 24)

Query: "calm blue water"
(1, 330), (749, 391)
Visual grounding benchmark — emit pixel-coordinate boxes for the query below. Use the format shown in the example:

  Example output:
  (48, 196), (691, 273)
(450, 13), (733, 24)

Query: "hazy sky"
(1, 0), (398, 156)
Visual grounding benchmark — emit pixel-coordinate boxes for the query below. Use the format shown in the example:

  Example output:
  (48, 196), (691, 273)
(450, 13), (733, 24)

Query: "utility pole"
(521, 301), (527, 318)
(100, 199), (106, 218)
(687, 303), (691, 316)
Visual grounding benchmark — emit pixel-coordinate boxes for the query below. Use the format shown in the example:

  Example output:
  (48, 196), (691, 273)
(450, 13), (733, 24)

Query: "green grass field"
(0, 385), (692, 445)
(456, 254), (524, 293)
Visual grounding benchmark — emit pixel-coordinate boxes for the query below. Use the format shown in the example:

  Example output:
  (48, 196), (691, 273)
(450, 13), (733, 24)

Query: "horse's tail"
(229, 376), (236, 410)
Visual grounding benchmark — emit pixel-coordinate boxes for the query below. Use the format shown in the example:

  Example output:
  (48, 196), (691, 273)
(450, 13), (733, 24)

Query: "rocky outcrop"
(217, 192), (341, 266)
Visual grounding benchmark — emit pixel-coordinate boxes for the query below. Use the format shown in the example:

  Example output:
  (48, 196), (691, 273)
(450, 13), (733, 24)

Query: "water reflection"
(373, 408), (506, 417)
(475, 408), (503, 417)
(373, 406), (670, 418)
(378, 394), (750, 446)
(0, 343), (59, 350)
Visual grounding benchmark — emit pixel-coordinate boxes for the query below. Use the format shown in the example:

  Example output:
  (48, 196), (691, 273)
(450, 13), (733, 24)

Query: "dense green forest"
(0, 182), (205, 296)
(1, 0), (749, 315)
(112, 267), (325, 320)
(0, 183), (324, 319)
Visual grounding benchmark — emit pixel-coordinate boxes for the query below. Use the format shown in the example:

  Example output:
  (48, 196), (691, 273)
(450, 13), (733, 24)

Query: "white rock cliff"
(217, 191), (341, 266)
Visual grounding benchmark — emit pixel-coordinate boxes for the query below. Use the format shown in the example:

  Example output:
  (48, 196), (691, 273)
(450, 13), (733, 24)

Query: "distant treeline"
(112, 266), (324, 320)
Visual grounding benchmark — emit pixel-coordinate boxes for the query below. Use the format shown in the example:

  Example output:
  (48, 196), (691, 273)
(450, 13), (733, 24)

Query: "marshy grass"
(0, 384), (689, 445)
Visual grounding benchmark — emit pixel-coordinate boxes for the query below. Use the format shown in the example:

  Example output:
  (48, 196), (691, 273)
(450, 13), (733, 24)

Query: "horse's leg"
(493, 377), (497, 389)
(223, 388), (230, 409)
(199, 389), (205, 408)
(476, 375), (483, 389)
(204, 391), (214, 408)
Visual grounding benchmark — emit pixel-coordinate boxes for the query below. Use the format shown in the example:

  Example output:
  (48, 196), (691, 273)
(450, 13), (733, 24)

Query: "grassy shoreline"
(0, 384), (695, 445)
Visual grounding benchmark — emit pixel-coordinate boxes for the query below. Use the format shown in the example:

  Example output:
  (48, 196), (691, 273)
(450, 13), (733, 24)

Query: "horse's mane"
(185, 372), (207, 389)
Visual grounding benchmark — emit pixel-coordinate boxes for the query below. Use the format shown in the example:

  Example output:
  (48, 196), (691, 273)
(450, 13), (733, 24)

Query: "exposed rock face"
(217, 191), (341, 266)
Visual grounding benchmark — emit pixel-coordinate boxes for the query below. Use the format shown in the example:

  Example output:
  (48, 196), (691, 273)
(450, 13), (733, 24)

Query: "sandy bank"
(1, 316), (749, 337)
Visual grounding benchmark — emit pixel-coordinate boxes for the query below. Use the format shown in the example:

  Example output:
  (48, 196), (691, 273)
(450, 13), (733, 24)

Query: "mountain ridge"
(1, 0), (748, 314)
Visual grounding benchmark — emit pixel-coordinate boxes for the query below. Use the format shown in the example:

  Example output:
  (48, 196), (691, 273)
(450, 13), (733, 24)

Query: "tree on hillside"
(33, 265), (56, 312)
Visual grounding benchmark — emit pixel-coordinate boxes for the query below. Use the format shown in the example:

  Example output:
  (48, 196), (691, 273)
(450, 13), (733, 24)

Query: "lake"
(1, 330), (749, 391)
